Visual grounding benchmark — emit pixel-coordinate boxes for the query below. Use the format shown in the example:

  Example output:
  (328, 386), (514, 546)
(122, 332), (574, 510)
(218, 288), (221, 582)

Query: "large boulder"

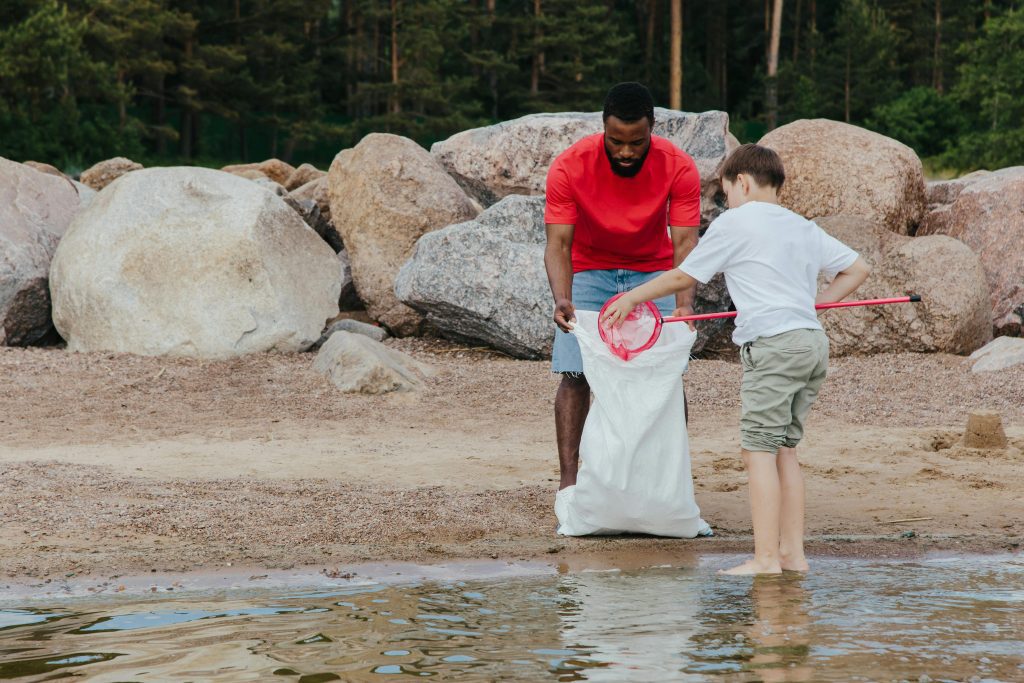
(284, 163), (325, 191)
(0, 158), (80, 345)
(759, 119), (926, 235)
(815, 215), (991, 355)
(312, 331), (433, 394)
(221, 159), (296, 186)
(290, 176), (342, 252)
(328, 133), (478, 336)
(79, 156), (143, 191)
(430, 108), (730, 227)
(918, 167), (1024, 336)
(50, 167), (340, 358)
(396, 195), (731, 359)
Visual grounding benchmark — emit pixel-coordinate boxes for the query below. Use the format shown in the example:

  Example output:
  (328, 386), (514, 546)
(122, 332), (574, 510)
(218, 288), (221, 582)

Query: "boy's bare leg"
(721, 449), (783, 575)
(555, 374), (590, 490)
(777, 446), (809, 571)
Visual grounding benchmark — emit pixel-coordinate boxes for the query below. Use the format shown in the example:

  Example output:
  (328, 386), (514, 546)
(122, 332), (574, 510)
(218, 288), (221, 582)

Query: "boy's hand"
(553, 298), (576, 332)
(671, 305), (697, 331)
(600, 294), (638, 328)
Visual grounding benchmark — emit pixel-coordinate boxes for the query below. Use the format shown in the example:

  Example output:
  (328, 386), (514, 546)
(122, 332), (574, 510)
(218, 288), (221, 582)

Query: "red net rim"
(596, 293), (663, 360)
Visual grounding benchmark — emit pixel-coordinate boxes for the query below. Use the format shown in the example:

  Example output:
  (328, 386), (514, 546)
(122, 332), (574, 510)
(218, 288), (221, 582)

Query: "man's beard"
(605, 144), (650, 177)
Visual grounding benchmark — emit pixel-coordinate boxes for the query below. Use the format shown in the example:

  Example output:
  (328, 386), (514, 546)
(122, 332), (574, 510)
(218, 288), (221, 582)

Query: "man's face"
(603, 116), (652, 177)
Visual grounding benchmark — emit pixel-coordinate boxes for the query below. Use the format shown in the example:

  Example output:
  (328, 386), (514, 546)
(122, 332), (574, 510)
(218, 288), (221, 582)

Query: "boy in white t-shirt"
(601, 144), (870, 575)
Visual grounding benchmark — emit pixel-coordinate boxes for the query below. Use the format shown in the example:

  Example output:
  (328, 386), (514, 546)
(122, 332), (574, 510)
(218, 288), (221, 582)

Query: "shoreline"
(4, 542), (1019, 604)
(2, 341), (1022, 592)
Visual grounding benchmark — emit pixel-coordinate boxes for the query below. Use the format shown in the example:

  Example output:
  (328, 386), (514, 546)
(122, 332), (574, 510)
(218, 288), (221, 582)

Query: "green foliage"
(0, 0), (1021, 171)
(866, 87), (964, 157)
(945, 9), (1024, 170)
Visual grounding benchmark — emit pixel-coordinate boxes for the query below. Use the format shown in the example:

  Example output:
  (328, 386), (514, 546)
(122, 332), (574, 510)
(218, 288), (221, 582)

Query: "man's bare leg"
(555, 374), (590, 490)
(720, 449), (783, 575)
(777, 446), (809, 571)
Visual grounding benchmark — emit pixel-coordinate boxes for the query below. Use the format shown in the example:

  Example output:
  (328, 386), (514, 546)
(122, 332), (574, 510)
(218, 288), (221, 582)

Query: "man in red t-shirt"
(544, 82), (702, 490)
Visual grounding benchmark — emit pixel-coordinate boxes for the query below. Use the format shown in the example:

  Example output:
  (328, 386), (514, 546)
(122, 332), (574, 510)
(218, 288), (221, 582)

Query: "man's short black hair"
(603, 82), (655, 125)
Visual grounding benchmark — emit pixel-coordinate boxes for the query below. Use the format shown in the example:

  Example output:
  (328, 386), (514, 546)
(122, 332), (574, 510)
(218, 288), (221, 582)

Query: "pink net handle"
(597, 293), (663, 361)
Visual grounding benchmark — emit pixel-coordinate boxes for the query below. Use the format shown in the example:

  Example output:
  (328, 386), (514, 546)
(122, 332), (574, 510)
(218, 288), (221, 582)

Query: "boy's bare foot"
(780, 555), (810, 572)
(718, 559), (782, 575)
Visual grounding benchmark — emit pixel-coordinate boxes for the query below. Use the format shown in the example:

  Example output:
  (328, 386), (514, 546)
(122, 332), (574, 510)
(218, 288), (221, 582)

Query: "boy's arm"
(816, 257), (871, 304)
(600, 269), (699, 327)
(670, 225), (699, 315)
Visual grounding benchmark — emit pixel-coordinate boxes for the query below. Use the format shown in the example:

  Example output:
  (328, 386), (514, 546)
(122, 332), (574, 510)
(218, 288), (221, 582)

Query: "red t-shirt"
(544, 133), (701, 272)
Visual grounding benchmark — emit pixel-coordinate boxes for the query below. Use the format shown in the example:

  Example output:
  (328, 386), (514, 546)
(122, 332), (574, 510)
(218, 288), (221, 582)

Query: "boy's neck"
(741, 187), (780, 206)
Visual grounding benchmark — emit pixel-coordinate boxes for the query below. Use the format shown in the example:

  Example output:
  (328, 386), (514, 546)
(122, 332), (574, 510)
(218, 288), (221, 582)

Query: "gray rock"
(290, 176), (342, 252)
(337, 249), (360, 310)
(251, 176), (288, 196)
(430, 108), (730, 227)
(312, 331), (434, 393)
(312, 318), (388, 349)
(328, 133), (479, 336)
(71, 180), (97, 209)
(0, 158), (80, 345)
(50, 167), (340, 358)
(396, 194), (729, 359)
(970, 336), (1024, 373)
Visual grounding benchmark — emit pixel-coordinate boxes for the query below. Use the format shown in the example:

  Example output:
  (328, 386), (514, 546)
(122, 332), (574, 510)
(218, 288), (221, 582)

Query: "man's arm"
(670, 225), (700, 316)
(545, 223), (576, 332)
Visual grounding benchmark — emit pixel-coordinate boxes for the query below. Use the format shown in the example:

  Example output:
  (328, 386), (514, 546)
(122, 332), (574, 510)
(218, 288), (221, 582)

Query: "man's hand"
(670, 305), (697, 331)
(553, 298), (576, 332)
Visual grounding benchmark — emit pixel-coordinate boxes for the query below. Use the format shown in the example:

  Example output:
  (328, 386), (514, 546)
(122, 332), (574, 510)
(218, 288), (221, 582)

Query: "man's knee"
(558, 373), (590, 394)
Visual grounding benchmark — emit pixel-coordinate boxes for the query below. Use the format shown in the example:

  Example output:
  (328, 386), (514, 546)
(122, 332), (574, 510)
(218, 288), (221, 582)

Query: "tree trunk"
(645, 0), (656, 82)
(766, 0), (783, 130)
(531, 0), (543, 96)
(810, 0), (817, 69)
(669, 0), (682, 109)
(154, 74), (166, 156)
(844, 44), (851, 123)
(390, 0), (400, 115)
(792, 0), (802, 63)
(487, 0), (498, 118)
(932, 0), (943, 93)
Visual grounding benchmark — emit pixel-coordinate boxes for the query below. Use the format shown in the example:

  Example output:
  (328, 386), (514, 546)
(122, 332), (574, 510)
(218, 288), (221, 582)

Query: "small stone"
(901, 530), (916, 539)
(962, 410), (1008, 449)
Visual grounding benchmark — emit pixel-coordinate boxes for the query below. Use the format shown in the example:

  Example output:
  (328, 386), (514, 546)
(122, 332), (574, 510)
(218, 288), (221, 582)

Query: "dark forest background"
(1, 0), (1021, 175)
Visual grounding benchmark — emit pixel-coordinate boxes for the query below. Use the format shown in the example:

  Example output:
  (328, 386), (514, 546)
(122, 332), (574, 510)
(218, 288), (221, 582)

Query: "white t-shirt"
(680, 201), (859, 346)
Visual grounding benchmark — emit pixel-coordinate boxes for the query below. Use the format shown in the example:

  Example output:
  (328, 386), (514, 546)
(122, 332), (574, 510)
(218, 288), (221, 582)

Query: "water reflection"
(0, 556), (1021, 681)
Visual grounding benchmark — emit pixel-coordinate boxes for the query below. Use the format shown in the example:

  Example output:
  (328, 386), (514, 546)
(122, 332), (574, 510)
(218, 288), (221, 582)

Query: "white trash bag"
(555, 310), (712, 538)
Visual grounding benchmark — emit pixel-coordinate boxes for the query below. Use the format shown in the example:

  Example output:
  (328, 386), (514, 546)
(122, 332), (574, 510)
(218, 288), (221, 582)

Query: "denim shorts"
(551, 269), (676, 375)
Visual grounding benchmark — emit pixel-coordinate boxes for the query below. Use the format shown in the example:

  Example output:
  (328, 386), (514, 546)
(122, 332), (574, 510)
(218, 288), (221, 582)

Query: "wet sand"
(1, 339), (1022, 587)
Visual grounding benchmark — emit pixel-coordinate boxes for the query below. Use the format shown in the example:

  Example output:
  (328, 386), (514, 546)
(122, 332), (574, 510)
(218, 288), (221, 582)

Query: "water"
(1, 555), (1021, 681)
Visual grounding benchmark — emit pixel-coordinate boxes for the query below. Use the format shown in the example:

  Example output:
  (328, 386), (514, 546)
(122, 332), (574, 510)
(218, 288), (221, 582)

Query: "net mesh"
(597, 299), (662, 361)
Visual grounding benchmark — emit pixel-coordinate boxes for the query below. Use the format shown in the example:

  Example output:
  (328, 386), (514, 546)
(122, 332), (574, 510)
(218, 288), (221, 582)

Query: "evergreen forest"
(1, 0), (1022, 174)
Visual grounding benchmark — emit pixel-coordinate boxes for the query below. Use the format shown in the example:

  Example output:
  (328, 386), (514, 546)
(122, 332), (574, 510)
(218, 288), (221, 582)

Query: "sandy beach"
(1, 339), (1022, 586)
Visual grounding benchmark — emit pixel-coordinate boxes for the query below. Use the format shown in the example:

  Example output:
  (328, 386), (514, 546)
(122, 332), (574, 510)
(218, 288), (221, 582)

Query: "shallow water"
(1, 555), (1022, 682)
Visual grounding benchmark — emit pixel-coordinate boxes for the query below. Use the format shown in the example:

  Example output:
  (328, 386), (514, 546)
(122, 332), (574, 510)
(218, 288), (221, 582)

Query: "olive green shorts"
(739, 328), (829, 454)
